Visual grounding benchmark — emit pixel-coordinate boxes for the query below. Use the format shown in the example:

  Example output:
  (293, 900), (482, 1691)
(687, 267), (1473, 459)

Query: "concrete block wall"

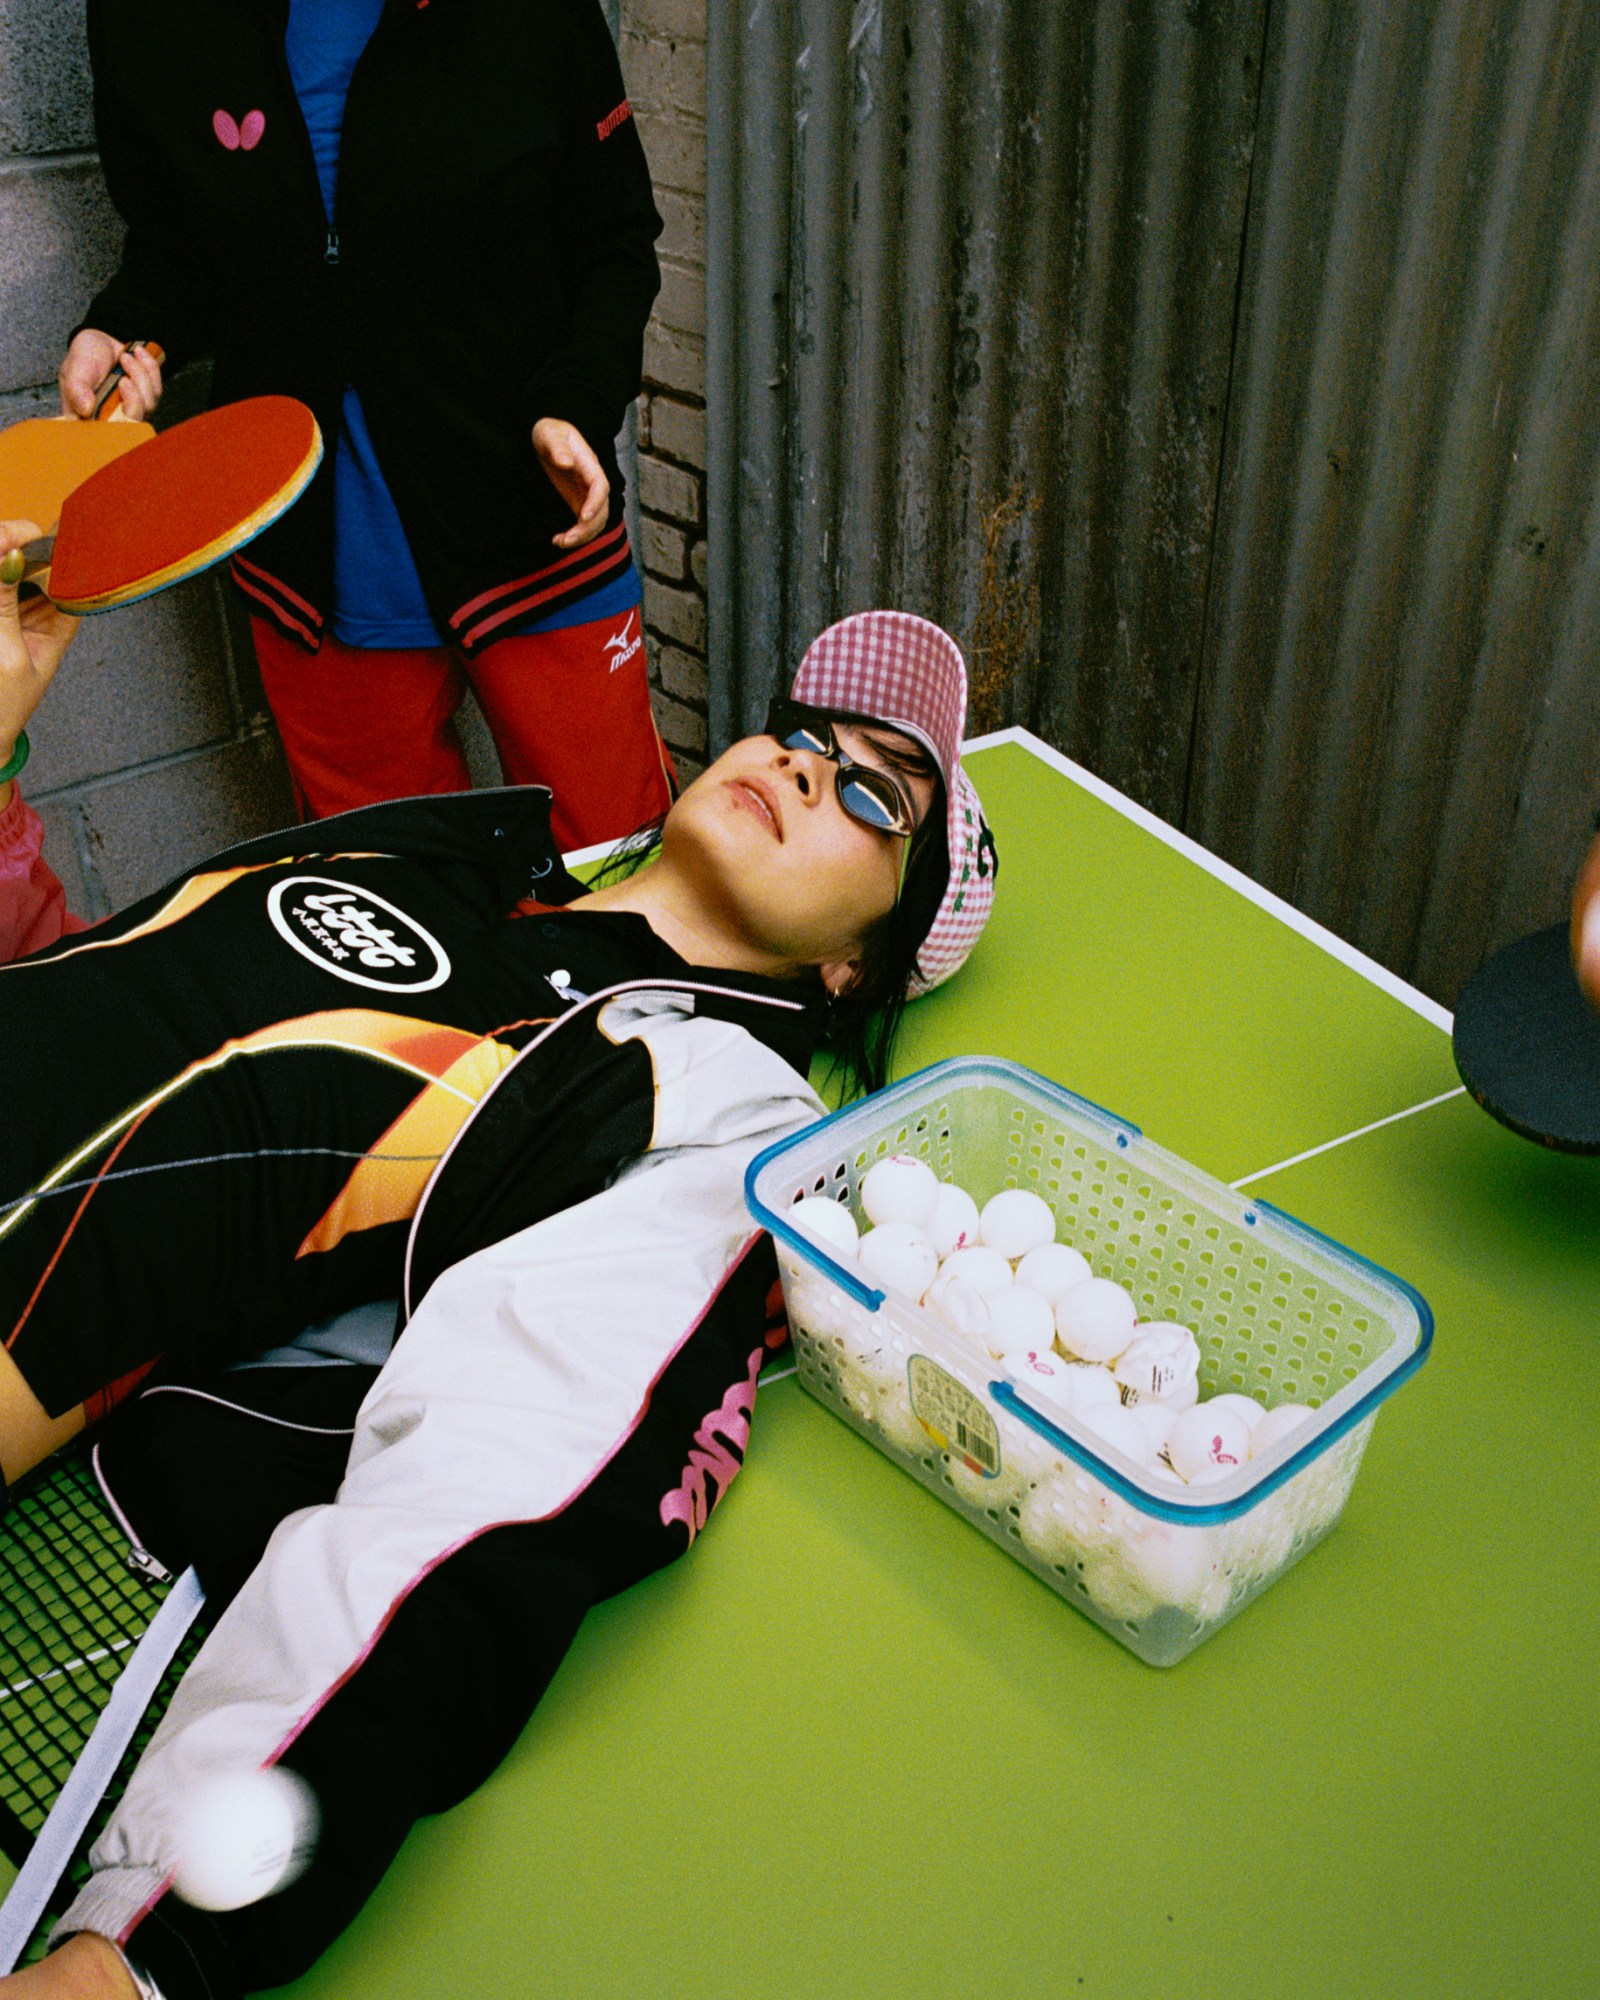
(620, 0), (711, 785)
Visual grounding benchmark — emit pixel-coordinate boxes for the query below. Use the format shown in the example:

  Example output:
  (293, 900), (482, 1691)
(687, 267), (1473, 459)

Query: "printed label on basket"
(906, 1355), (1001, 1477)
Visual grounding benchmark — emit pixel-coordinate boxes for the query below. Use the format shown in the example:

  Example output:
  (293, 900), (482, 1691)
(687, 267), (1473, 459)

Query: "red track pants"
(250, 604), (675, 854)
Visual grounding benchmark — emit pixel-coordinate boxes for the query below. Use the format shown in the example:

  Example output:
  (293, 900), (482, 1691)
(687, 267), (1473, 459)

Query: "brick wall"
(621, 0), (711, 785)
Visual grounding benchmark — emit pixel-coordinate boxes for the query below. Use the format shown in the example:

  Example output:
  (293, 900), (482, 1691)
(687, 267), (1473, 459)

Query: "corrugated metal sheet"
(1191, 0), (1600, 1000)
(708, 0), (1266, 823)
(707, 0), (1600, 1006)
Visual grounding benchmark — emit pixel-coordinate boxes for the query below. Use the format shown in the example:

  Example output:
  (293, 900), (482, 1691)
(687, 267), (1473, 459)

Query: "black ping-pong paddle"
(1452, 923), (1600, 1153)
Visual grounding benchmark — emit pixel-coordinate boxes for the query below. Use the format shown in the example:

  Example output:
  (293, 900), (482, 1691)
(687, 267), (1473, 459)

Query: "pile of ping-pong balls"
(790, 1154), (1314, 1485)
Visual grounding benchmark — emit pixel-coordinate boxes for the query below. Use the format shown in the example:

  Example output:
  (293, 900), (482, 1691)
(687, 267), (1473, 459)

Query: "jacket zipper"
(91, 1441), (175, 1584)
(126, 1544), (174, 1584)
(318, 0), (406, 273)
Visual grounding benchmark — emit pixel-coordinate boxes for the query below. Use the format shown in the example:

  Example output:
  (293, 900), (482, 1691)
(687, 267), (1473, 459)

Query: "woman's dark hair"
(590, 737), (949, 1102)
(819, 789), (946, 1097)
(590, 814), (668, 888)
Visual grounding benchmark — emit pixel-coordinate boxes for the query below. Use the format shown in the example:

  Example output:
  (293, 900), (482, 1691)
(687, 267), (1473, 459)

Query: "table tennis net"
(0, 1447), (205, 1967)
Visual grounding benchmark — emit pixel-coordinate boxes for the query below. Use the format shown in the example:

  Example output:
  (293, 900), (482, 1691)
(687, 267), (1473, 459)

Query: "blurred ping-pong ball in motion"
(170, 1766), (319, 1912)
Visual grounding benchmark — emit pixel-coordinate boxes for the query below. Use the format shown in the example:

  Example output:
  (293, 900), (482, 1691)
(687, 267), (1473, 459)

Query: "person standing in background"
(60, 0), (673, 852)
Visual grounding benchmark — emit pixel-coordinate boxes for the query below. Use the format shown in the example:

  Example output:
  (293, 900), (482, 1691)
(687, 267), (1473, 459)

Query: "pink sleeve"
(0, 787), (89, 961)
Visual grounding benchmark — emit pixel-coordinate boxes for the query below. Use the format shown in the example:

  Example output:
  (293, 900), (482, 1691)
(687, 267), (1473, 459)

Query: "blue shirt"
(284, 0), (640, 648)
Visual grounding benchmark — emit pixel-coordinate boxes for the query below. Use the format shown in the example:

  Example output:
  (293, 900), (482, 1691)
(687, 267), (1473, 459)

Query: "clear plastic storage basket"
(745, 1057), (1432, 1666)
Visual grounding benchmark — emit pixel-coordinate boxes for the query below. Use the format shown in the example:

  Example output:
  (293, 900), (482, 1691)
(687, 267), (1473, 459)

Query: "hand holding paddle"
(533, 418), (609, 549)
(59, 330), (165, 423)
(0, 342), (168, 542)
(1453, 832), (1600, 1154)
(0, 520), (78, 808)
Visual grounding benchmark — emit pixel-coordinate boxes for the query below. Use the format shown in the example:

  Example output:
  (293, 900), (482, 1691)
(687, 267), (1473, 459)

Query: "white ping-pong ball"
(928, 1182), (981, 1258)
(789, 1196), (858, 1258)
(1241, 1492), (1297, 1572)
(923, 1271), (992, 1344)
(1165, 1404), (1252, 1483)
(978, 1189), (1056, 1261)
(1180, 1458), (1235, 1488)
(1205, 1392), (1266, 1433)
(856, 1223), (938, 1300)
(1013, 1241), (1094, 1304)
(1249, 1402), (1317, 1459)
(830, 1351), (877, 1425)
(1053, 1278), (1139, 1363)
(1004, 1343), (1078, 1409)
(1080, 1546), (1160, 1624)
(874, 1378), (932, 1459)
(1125, 1526), (1215, 1608)
(1060, 1363), (1121, 1411)
(1113, 1322), (1201, 1403)
(1127, 1396), (1181, 1453)
(938, 1246), (1013, 1296)
(860, 1154), (939, 1228)
(1074, 1399), (1158, 1466)
(1017, 1483), (1080, 1567)
(170, 1767), (318, 1913)
(982, 1285), (1056, 1358)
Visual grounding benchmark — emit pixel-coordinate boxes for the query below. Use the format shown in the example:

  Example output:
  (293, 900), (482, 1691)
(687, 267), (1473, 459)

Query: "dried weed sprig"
(965, 481), (1042, 736)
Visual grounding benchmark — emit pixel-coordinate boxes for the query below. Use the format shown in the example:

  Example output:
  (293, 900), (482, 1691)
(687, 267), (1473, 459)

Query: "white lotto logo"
(267, 877), (451, 992)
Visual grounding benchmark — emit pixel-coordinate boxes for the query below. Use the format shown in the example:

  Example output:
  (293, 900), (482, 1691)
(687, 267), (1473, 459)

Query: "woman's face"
(663, 716), (940, 983)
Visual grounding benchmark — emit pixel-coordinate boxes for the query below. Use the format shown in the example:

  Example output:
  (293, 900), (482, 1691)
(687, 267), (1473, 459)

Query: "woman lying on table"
(0, 525), (996, 2000)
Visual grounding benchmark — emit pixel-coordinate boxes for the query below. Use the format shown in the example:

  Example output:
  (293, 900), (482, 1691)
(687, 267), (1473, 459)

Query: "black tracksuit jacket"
(34, 790), (825, 1996)
(81, 0), (663, 652)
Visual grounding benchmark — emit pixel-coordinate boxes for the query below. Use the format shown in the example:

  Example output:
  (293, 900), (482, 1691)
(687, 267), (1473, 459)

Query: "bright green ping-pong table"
(7, 731), (1598, 1997)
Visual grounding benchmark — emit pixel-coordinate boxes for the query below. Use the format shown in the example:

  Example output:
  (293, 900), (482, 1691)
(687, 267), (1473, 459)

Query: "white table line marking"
(965, 728), (1453, 1033)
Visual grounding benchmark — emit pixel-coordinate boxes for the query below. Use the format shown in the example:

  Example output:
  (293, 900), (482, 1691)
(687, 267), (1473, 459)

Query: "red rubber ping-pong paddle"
(22, 396), (322, 614)
(0, 341), (165, 536)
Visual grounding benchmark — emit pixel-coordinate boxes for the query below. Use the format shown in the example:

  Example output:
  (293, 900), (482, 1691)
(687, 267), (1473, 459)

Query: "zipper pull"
(324, 227), (341, 266)
(126, 1544), (173, 1584)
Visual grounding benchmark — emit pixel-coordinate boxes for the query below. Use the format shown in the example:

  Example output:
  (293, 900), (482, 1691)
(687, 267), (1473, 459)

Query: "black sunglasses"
(764, 700), (919, 840)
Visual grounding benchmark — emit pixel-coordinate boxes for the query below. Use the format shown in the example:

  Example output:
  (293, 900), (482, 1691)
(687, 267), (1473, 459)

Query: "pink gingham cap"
(790, 610), (997, 994)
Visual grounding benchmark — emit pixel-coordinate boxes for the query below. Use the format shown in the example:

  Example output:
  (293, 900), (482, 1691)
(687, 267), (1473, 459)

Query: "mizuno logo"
(604, 612), (642, 671)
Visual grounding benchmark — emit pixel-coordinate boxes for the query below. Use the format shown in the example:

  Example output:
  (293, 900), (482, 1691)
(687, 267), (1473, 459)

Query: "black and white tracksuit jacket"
(47, 793), (826, 1998)
(81, 0), (663, 650)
